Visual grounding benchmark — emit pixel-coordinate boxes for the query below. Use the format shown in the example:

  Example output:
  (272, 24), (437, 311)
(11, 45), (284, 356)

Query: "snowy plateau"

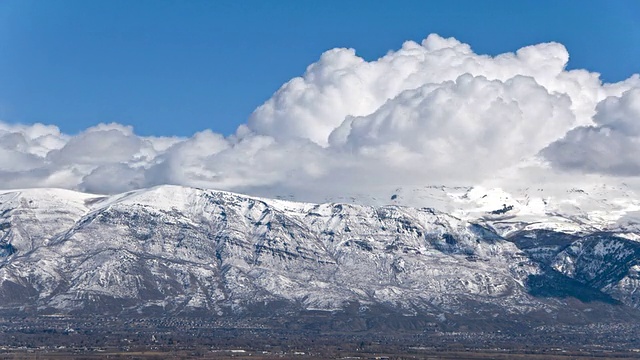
(2, 184), (640, 331)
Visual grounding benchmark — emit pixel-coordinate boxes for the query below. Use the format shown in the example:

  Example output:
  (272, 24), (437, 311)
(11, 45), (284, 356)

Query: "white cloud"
(247, 34), (622, 148)
(46, 124), (143, 165)
(145, 132), (329, 192)
(0, 34), (639, 202)
(542, 88), (640, 175)
(329, 74), (575, 182)
(81, 163), (145, 194)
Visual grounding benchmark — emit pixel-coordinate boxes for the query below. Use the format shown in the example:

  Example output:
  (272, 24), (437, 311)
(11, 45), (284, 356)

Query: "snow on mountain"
(376, 184), (640, 237)
(0, 185), (639, 327)
(0, 188), (96, 252)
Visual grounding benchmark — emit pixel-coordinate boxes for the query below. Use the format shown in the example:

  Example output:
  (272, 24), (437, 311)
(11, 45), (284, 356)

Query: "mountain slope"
(0, 185), (638, 329)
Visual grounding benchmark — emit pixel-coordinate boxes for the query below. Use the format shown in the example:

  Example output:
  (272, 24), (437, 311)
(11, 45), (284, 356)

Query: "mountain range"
(2, 185), (640, 331)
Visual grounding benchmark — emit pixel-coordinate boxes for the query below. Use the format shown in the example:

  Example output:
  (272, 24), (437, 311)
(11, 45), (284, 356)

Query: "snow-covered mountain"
(1, 185), (640, 328)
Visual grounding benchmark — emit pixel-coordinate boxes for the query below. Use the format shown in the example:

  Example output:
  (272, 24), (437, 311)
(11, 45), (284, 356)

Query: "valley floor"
(2, 348), (640, 359)
(1, 316), (640, 359)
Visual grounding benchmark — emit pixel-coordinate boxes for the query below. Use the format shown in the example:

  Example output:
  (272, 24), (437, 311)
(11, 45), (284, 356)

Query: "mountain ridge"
(1, 185), (640, 330)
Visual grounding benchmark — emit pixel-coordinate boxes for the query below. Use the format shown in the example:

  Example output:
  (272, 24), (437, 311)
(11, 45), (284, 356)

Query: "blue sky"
(0, 0), (639, 137)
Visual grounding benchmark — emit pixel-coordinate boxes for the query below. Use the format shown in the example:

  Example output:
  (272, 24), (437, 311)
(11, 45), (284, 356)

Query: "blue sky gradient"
(0, 0), (638, 137)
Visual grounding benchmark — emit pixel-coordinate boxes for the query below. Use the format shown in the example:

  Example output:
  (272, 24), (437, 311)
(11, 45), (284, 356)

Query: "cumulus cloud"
(47, 124), (144, 165)
(542, 88), (640, 175)
(248, 34), (626, 147)
(0, 34), (639, 201)
(329, 74), (575, 181)
(81, 163), (145, 194)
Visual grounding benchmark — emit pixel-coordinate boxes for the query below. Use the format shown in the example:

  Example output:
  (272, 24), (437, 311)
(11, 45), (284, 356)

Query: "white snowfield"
(0, 185), (639, 321)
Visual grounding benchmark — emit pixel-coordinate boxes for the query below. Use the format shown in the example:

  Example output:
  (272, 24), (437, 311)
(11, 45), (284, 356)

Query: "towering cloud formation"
(0, 34), (639, 201)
